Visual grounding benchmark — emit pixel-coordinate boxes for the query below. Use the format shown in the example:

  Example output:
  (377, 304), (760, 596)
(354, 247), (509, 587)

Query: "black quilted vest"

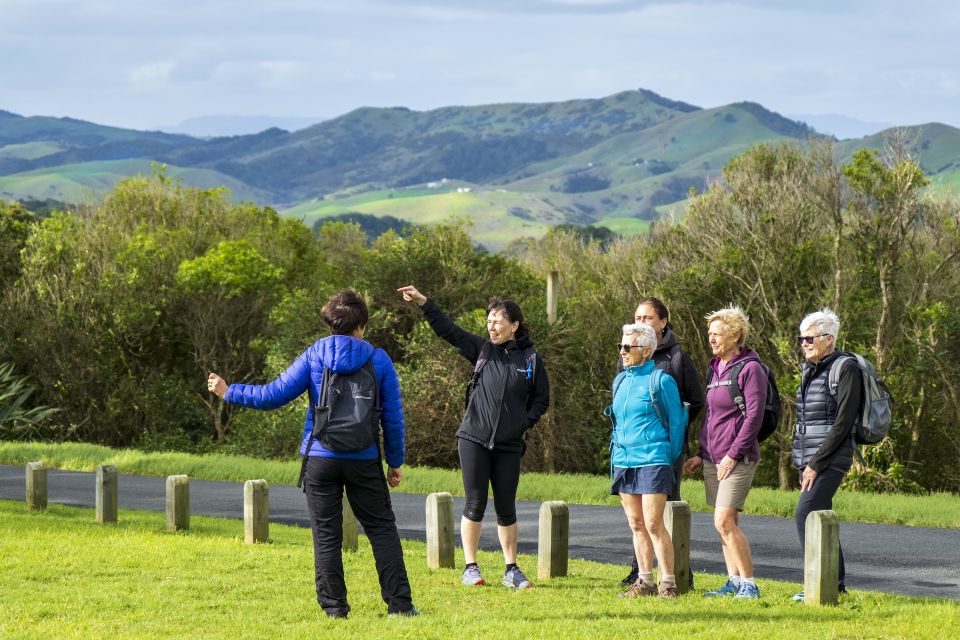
(792, 350), (854, 469)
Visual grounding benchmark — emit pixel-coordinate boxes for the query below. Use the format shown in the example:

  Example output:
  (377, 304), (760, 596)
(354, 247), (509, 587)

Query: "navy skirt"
(610, 465), (675, 496)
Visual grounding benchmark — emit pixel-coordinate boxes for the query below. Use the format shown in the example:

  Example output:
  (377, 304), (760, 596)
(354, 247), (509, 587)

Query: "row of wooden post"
(22, 462), (843, 604)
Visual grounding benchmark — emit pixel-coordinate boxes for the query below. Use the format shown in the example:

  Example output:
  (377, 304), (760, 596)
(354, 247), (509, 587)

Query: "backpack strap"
(827, 353), (857, 397)
(649, 367), (668, 439)
(298, 367), (332, 489)
(706, 362), (748, 417)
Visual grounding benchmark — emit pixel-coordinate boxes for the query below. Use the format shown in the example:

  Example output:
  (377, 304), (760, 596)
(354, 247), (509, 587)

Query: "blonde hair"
(705, 306), (751, 345)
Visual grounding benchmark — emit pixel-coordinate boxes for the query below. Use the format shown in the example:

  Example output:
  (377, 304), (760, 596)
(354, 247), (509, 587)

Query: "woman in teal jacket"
(609, 323), (687, 598)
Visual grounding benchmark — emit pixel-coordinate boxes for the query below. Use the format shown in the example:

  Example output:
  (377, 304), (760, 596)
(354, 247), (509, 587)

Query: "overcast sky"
(2, 0), (957, 131)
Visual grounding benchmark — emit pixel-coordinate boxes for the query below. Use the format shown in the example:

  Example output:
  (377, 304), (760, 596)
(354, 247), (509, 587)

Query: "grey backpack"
(828, 352), (893, 445)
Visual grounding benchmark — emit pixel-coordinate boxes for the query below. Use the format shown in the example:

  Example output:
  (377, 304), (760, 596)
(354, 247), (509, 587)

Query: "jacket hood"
(654, 326), (680, 355)
(319, 335), (375, 374)
(505, 331), (535, 350)
(709, 347), (760, 373)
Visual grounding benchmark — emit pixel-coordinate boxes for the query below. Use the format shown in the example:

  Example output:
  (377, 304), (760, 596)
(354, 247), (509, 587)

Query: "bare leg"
(714, 507), (753, 578)
(461, 516), (482, 564)
(497, 522), (518, 564)
(621, 493), (655, 574)
(641, 493), (674, 577)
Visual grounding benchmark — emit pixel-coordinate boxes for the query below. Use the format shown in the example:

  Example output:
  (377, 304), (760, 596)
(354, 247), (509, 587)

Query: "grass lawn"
(1, 500), (957, 640)
(2, 442), (959, 529)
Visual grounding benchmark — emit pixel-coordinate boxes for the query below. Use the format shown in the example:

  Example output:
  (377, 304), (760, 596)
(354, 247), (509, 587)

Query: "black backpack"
(465, 341), (538, 410)
(705, 360), (782, 443)
(297, 359), (381, 488)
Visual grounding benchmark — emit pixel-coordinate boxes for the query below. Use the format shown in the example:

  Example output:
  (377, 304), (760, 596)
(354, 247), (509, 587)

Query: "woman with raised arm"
(397, 284), (549, 590)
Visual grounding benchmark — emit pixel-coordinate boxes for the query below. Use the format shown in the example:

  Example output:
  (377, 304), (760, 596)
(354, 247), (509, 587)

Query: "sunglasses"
(796, 333), (831, 345)
(617, 343), (640, 353)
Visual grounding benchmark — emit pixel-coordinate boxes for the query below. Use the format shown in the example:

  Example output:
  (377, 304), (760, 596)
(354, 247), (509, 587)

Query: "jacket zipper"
(486, 345), (510, 449)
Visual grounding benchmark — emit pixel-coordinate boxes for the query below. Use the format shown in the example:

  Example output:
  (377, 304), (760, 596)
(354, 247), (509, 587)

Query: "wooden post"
(342, 490), (358, 552)
(244, 479), (269, 544)
(804, 510), (840, 606)
(96, 465), (118, 524)
(664, 500), (691, 594)
(546, 270), (559, 325)
(537, 500), (569, 580)
(25, 461), (47, 511)
(165, 475), (189, 532)
(425, 492), (455, 569)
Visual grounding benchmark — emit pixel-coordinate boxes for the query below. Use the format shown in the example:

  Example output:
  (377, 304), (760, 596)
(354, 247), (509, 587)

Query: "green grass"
(0, 500), (956, 639)
(3, 442), (959, 528)
(0, 141), (65, 160)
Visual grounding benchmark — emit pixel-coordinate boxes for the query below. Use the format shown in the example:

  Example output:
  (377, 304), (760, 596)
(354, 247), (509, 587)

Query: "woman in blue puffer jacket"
(608, 323), (686, 598)
(207, 290), (417, 619)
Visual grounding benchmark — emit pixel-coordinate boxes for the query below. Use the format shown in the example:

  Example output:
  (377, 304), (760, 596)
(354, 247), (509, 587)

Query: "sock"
(465, 562), (478, 569)
(505, 563), (517, 572)
(639, 572), (654, 585)
(741, 576), (755, 587)
(660, 573), (676, 586)
(730, 575), (742, 587)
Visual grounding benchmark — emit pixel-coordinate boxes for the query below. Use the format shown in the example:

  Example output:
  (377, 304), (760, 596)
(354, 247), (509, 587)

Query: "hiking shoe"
(734, 582), (760, 599)
(620, 566), (640, 587)
(461, 565), (486, 586)
(619, 579), (657, 598)
(704, 579), (739, 597)
(502, 566), (533, 589)
(791, 591), (804, 602)
(657, 582), (679, 598)
(388, 606), (421, 617)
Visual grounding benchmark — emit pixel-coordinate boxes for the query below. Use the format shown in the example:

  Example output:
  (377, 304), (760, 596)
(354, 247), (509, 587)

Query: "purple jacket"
(698, 348), (767, 463)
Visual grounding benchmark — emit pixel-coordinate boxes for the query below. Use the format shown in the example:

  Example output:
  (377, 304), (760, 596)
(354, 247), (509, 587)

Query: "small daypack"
(705, 360), (782, 443)
(465, 341), (538, 410)
(828, 352), (893, 445)
(297, 359), (381, 488)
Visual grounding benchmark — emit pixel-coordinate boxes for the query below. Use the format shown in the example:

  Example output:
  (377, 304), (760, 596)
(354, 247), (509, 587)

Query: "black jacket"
(793, 350), (861, 472)
(421, 299), (550, 452)
(617, 326), (704, 453)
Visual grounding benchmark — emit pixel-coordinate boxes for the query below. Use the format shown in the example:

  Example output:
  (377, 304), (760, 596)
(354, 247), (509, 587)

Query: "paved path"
(2, 464), (957, 600)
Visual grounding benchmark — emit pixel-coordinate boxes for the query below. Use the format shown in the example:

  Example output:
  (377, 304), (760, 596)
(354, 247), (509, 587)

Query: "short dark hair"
(321, 290), (368, 335)
(487, 297), (530, 335)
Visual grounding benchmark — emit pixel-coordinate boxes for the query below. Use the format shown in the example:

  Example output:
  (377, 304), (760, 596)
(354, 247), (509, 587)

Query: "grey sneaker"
(388, 606), (421, 617)
(502, 566), (533, 589)
(734, 582), (760, 599)
(619, 579), (657, 598)
(461, 565), (485, 586)
(705, 579), (739, 597)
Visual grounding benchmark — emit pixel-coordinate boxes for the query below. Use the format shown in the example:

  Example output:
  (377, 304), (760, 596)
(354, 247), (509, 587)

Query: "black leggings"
(458, 438), (521, 526)
(795, 463), (849, 587)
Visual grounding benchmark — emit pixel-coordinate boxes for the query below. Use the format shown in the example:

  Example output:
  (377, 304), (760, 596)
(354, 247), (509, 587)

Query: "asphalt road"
(2, 464), (957, 600)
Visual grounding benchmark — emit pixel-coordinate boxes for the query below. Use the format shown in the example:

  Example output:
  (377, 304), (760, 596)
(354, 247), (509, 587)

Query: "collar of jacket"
(709, 347), (759, 374)
(624, 359), (656, 376)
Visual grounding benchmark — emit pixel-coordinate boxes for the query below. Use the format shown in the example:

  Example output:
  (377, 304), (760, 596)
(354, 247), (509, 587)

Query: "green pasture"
(0, 141), (65, 161)
(3, 442), (958, 528)
(1, 500), (956, 639)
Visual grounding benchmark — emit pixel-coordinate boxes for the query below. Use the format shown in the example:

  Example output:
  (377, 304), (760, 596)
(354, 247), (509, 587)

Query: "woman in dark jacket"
(207, 290), (417, 619)
(398, 284), (549, 590)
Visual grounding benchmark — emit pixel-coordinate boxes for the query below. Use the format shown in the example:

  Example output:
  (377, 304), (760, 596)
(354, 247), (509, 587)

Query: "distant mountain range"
(2, 90), (958, 249)
(155, 115), (328, 138)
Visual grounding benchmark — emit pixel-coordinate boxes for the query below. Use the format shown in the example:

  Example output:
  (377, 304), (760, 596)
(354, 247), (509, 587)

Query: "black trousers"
(458, 438), (521, 526)
(302, 456), (413, 617)
(795, 463), (849, 587)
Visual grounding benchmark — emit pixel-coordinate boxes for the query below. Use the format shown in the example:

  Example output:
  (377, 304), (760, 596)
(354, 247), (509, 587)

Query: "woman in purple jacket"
(207, 290), (418, 619)
(683, 306), (767, 599)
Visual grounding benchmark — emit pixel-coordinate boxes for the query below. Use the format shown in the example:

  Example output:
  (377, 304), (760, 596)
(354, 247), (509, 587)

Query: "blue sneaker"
(791, 591), (804, 602)
(461, 565), (485, 586)
(704, 579), (739, 597)
(734, 581), (760, 599)
(502, 566), (533, 589)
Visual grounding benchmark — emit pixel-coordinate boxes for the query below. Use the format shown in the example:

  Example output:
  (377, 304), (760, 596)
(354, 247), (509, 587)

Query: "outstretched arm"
(397, 284), (485, 363)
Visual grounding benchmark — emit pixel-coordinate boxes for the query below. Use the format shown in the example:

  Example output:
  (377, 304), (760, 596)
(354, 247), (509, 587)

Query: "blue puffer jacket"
(225, 335), (405, 468)
(610, 360), (686, 468)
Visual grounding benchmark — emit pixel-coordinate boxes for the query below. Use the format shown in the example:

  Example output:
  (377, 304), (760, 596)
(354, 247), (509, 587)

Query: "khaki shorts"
(703, 459), (758, 511)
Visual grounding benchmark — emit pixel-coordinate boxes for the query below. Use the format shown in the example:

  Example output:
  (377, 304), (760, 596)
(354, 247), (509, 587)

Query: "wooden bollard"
(244, 479), (269, 544)
(537, 500), (569, 580)
(342, 490), (358, 552)
(425, 492), (455, 569)
(546, 270), (559, 325)
(804, 510), (840, 606)
(664, 500), (691, 594)
(165, 475), (190, 532)
(26, 461), (47, 510)
(96, 465), (118, 523)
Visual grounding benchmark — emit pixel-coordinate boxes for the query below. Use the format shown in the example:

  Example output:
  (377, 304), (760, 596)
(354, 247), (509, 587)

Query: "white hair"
(622, 323), (657, 353)
(800, 308), (841, 337)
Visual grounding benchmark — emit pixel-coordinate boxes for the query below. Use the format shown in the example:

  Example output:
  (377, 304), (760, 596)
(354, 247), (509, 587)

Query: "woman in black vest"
(793, 308), (861, 600)
(398, 284), (550, 590)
